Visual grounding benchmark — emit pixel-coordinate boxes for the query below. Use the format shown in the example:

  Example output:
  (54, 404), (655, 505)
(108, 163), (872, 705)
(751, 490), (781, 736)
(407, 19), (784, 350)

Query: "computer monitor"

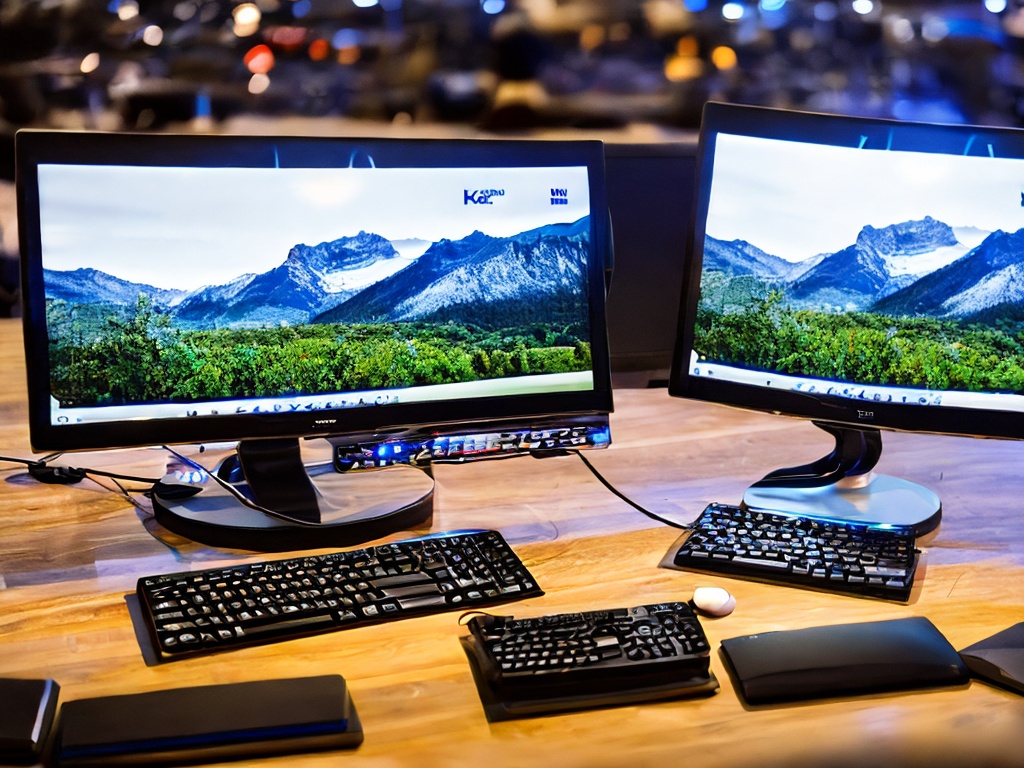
(670, 101), (1024, 535)
(16, 130), (613, 550)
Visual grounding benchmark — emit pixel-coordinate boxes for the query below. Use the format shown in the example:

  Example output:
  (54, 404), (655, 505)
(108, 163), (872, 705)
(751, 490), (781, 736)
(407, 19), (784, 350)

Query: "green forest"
(696, 278), (1024, 394)
(46, 296), (593, 408)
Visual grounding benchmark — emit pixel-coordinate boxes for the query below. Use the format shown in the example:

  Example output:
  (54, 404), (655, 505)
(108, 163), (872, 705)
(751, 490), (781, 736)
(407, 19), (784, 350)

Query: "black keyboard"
(462, 602), (718, 716)
(138, 529), (542, 660)
(673, 503), (919, 601)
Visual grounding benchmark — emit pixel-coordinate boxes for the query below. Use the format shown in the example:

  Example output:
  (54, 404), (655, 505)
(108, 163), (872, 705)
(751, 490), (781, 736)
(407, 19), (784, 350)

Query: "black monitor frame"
(670, 102), (1024, 533)
(17, 130), (614, 549)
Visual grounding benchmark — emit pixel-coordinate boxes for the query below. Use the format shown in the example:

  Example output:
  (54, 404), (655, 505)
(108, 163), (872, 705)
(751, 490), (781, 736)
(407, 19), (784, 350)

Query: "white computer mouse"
(691, 586), (736, 617)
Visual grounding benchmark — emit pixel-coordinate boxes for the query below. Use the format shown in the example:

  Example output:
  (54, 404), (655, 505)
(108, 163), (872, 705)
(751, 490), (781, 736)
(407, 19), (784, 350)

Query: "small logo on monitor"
(464, 189), (504, 205)
(551, 188), (568, 205)
(857, 410), (874, 420)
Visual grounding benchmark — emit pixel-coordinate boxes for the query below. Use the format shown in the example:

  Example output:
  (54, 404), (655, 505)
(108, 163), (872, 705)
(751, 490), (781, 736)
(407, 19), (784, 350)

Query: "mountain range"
(316, 220), (590, 327)
(704, 216), (1024, 321)
(43, 219), (592, 331)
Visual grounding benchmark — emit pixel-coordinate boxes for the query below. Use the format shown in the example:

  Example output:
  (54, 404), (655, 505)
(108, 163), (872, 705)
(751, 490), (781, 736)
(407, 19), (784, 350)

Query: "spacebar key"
(732, 556), (791, 570)
(234, 614), (338, 640)
(396, 594), (449, 610)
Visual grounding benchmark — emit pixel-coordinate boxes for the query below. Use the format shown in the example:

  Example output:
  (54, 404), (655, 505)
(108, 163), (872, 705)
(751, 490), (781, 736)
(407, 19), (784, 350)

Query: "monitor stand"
(150, 438), (434, 551)
(741, 421), (941, 536)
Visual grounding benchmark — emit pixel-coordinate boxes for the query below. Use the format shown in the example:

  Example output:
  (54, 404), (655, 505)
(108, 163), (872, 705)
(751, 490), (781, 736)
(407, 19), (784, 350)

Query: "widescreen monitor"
(17, 130), (613, 550)
(671, 101), (1024, 535)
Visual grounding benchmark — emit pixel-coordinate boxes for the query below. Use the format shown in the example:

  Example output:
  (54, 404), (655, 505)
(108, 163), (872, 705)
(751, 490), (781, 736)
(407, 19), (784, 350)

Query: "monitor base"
(151, 460), (434, 552)
(744, 420), (941, 535)
(743, 473), (941, 536)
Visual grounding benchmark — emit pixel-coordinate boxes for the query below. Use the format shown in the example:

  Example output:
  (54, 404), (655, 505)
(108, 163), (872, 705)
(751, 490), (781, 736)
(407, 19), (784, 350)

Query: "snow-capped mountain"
(703, 216), (1024, 320)
(168, 230), (408, 328)
(787, 217), (962, 308)
(873, 228), (1024, 318)
(43, 220), (591, 331)
(316, 219), (590, 328)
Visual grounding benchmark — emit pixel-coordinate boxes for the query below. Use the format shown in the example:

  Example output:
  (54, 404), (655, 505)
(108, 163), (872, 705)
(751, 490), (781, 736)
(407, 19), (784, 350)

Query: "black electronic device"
(16, 130), (613, 549)
(671, 502), (919, 601)
(671, 101), (1024, 534)
(720, 617), (969, 704)
(460, 601), (718, 719)
(54, 675), (361, 766)
(137, 529), (542, 661)
(958, 622), (1024, 695)
(0, 677), (59, 764)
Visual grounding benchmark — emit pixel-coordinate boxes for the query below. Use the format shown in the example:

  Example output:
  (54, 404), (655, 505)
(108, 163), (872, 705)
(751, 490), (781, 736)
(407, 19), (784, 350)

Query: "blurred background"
(2, 0), (1024, 324)
(4, 0), (1022, 147)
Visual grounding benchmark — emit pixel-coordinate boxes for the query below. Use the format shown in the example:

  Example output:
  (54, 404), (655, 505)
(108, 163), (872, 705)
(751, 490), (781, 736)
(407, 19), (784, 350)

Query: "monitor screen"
(670, 102), (1024, 533)
(17, 130), (613, 548)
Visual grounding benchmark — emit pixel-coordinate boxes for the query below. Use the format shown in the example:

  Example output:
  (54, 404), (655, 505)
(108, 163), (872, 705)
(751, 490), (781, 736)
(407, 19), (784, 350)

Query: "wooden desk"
(2, 316), (1024, 767)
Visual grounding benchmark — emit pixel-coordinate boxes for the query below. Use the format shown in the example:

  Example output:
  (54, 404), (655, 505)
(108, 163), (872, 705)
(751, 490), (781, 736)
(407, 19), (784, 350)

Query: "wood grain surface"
(2, 317), (1023, 768)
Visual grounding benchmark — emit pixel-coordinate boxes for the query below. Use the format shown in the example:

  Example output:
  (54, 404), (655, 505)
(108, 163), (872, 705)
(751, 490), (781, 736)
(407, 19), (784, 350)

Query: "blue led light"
(174, 468), (208, 484)
(722, 2), (745, 20)
(813, 2), (839, 22)
(332, 28), (362, 49)
(852, 0), (874, 16)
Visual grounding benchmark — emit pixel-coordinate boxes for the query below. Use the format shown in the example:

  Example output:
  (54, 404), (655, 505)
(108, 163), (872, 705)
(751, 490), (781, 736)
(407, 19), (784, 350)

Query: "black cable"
(8, 447), (692, 530)
(572, 450), (692, 531)
(0, 454), (83, 484)
(0, 453), (162, 484)
(0, 454), (40, 468)
(0, 452), (63, 465)
(101, 473), (140, 505)
(82, 466), (163, 484)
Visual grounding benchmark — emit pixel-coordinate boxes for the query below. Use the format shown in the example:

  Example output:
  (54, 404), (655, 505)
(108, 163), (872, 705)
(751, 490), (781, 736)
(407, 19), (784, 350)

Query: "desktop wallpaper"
(695, 132), (1024, 403)
(36, 164), (595, 413)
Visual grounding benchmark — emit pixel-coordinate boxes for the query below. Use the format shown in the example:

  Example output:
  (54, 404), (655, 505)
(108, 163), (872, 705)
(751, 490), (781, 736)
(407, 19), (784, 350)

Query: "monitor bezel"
(670, 101), (1024, 441)
(17, 130), (614, 453)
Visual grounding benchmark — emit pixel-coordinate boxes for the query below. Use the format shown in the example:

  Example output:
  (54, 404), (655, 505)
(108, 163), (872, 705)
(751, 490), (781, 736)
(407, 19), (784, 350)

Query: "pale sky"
(37, 165), (591, 290)
(706, 132), (1024, 262)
